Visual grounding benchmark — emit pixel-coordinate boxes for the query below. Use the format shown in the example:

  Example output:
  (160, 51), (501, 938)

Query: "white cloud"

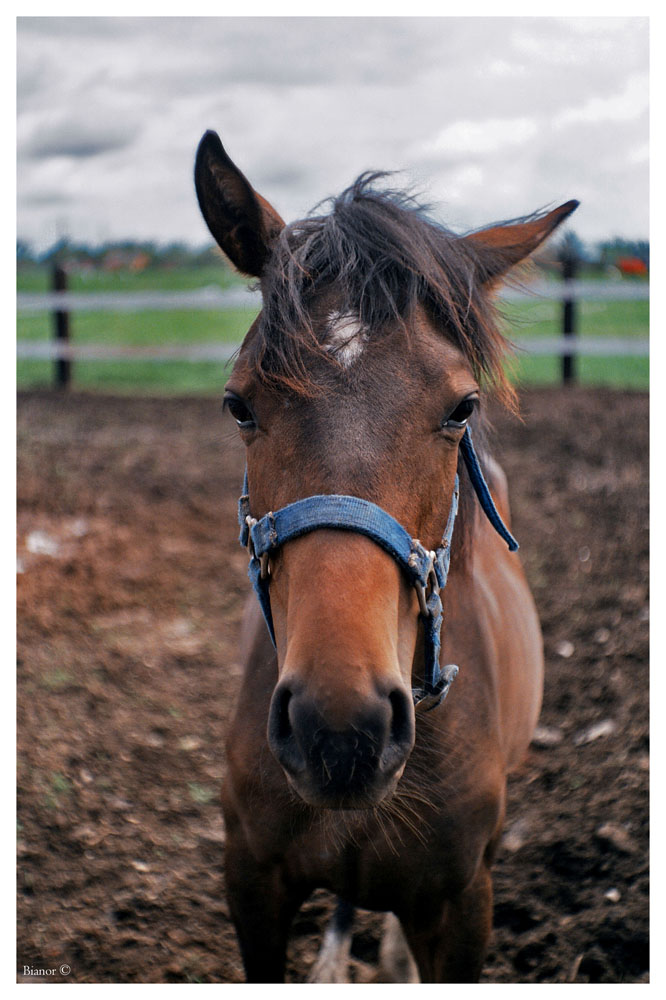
(417, 117), (539, 158)
(487, 59), (527, 79)
(15, 16), (649, 250)
(553, 73), (648, 130)
(627, 143), (649, 166)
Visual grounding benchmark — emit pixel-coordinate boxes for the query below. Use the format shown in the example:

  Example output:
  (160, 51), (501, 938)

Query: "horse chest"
(278, 801), (486, 912)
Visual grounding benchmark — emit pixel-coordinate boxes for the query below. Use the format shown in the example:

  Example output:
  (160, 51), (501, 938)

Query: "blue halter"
(238, 426), (518, 712)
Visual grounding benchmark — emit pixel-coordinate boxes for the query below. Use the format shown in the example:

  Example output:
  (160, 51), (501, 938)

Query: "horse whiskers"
(375, 796), (431, 849)
(398, 760), (470, 804)
(367, 805), (395, 856)
(300, 777), (437, 858)
(413, 726), (471, 765)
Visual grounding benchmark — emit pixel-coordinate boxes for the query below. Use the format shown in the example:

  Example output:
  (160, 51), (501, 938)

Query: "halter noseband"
(238, 426), (518, 713)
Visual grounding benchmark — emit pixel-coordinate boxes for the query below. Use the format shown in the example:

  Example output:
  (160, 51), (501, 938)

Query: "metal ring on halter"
(245, 515), (257, 553)
(415, 582), (429, 617)
(415, 554), (440, 617)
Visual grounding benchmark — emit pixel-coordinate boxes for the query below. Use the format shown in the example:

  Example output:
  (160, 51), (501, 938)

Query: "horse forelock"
(246, 173), (515, 406)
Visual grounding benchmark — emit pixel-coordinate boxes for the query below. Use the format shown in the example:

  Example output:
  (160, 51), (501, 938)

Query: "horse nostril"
(381, 687), (415, 775)
(271, 683), (293, 741)
(268, 680), (415, 797)
(267, 683), (306, 776)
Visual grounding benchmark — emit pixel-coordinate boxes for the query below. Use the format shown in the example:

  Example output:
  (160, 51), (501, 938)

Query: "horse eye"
(443, 397), (476, 429)
(224, 395), (256, 428)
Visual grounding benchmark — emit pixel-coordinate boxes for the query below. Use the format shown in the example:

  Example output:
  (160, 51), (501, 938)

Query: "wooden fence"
(17, 267), (649, 388)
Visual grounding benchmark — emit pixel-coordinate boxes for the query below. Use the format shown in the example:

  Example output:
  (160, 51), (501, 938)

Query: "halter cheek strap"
(459, 429), (519, 553)
(237, 426), (517, 712)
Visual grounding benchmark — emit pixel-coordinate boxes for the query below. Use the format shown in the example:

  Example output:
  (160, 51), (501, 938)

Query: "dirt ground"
(17, 386), (648, 984)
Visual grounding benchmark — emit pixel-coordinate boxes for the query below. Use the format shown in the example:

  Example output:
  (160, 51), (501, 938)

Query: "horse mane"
(244, 173), (520, 563)
(248, 171), (517, 409)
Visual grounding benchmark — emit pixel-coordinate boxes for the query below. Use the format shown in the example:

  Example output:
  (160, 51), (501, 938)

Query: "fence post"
(560, 246), (578, 385)
(52, 264), (71, 388)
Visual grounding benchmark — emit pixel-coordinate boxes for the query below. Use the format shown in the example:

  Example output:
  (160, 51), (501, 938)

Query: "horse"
(194, 130), (577, 983)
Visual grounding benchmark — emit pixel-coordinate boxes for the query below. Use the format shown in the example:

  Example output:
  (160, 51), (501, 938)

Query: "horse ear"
(463, 200), (579, 283)
(194, 130), (285, 277)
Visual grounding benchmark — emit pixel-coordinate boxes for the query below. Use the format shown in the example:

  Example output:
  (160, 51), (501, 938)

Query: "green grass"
(16, 304), (258, 395)
(507, 354), (648, 390)
(17, 267), (648, 394)
(17, 263), (240, 293)
(18, 264), (258, 394)
(500, 290), (649, 390)
(501, 294), (648, 341)
(18, 306), (258, 346)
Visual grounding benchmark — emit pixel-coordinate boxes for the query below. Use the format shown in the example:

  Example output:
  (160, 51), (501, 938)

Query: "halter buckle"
(412, 663), (459, 713)
(415, 552), (440, 618)
(245, 515), (270, 579)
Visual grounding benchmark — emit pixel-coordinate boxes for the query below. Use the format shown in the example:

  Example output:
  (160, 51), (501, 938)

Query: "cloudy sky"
(16, 16), (649, 254)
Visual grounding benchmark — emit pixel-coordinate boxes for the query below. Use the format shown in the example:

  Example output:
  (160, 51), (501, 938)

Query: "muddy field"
(17, 386), (648, 984)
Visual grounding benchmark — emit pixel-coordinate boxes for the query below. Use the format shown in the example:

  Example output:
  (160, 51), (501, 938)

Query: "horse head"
(195, 130), (576, 810)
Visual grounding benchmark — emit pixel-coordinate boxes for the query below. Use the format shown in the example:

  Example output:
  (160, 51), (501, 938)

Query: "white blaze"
(326, 312), (368, 368)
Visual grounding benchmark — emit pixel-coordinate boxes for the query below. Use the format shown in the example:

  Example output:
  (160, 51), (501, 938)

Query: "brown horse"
(194, 130), (577, 983)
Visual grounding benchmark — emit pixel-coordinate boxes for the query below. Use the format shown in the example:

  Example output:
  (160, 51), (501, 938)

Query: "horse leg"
(308, 898), (355, 983)
(401, 863), (494, 983)
(309, 904), (421, 984)
(224, 838), (305, 983)
(375, 913), (420, 983)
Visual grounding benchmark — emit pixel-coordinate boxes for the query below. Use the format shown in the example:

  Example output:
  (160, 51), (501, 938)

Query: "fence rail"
(16, 336), (649, 362)
(16, 280), (649, 315)
(17, 341), (240, 362)
(16, 285), (259, 314)
(16, 272), (649, 386)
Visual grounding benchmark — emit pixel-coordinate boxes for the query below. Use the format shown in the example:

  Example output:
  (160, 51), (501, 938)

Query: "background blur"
(17, 15), (649, 393)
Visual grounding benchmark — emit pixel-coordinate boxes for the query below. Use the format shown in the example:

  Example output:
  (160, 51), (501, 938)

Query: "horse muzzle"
(267, 678), (415, 809)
